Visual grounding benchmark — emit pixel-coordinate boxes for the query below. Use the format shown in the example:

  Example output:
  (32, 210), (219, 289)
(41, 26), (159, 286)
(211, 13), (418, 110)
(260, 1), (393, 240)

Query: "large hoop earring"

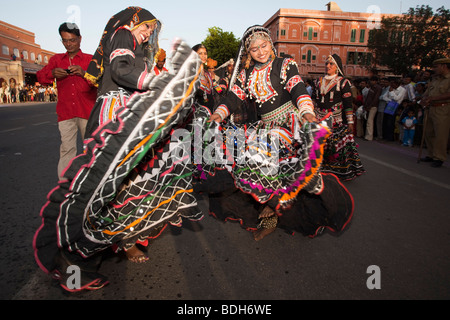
(271, 50), (275, 60)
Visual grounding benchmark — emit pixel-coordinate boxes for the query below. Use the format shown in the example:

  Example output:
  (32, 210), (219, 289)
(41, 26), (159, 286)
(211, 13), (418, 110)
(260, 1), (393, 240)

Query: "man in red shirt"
(37, 23), (97, 180)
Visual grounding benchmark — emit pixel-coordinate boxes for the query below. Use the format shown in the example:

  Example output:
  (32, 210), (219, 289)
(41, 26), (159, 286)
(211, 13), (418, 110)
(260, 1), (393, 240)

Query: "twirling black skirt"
(191, 107), (354, 237)
(198, 169), (353, 237)
(33, 42), (203, 276)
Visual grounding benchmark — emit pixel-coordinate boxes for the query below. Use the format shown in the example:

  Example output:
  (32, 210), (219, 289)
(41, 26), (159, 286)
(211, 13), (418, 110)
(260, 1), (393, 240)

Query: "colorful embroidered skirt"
(191, 106), (354, 236)
(315, 108), (365, 181)
(193, 105), (329, 206)
(321, 124), (365, 181)
(33, 42), (203, 275)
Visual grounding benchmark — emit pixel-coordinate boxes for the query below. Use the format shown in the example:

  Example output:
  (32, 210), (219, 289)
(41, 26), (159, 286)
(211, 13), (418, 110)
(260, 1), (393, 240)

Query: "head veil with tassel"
(85, 6), (162, 86)
(228, 25), (276, 92)
(327, 54), (345, 77)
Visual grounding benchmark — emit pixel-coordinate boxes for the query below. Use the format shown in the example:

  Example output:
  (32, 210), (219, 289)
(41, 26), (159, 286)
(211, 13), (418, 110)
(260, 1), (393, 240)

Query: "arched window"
(2, 45), (9, 55)
(302, 22), (319, 41)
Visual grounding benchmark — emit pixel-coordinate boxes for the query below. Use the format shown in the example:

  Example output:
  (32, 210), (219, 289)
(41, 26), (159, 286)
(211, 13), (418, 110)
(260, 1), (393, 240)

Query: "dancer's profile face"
(132, 22), (156, 45)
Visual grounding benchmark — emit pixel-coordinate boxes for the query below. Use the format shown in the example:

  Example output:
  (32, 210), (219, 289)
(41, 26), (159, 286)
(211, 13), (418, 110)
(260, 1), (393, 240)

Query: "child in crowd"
(397, 100), (412, 143)
(394, 103), (404, 142)
(401, 108), (418, 147)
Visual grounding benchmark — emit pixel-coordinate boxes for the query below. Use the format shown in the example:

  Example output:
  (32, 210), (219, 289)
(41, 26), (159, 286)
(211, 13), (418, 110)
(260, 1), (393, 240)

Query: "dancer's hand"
(208, 113), (223, 123)
(303, 113), (318, 123)
(347, 123), (354, 133)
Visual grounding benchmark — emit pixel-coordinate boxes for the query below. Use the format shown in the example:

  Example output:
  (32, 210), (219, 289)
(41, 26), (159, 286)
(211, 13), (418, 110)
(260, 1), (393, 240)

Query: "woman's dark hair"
(58, 22), (81, 37)
(192, 44), (206, 53)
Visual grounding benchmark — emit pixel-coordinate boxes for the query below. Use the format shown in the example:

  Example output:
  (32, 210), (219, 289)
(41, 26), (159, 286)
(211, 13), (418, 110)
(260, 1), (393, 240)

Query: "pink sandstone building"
(0, 20), (55, 87)
(263, 2), (400, 78)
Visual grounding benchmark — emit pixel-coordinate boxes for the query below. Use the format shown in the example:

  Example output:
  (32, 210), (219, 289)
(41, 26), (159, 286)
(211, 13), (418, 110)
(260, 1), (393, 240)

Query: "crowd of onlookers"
(305, 69), (434, 147)
(351, 70), (431, 146)
(0, 82), (58, 104)
(0, 68), (436, 148)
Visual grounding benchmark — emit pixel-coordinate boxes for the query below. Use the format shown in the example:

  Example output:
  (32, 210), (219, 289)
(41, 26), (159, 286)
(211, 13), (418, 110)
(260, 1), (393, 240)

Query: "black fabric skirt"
(190, 106), (354, 237)
(196, 169), (354, 237)
(33, 42), (203, 279)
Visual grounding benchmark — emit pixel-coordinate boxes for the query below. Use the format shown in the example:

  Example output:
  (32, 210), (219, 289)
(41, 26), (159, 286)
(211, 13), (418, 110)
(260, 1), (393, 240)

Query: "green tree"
(368, 5), (449, 75)
(202, 27), (240, 66)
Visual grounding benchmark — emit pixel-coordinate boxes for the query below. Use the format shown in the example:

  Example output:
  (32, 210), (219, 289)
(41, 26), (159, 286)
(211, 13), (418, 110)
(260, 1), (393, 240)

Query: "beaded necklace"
(247, 57), (278, 105)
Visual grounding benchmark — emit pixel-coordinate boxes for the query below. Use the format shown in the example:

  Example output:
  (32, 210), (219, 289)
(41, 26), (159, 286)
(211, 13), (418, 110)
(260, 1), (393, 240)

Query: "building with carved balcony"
(263, 2), (401, 79)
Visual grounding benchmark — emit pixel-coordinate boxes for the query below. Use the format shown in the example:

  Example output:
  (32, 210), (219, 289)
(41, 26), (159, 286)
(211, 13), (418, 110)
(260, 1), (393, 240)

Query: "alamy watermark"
(64, 264), (382, 291)
(366, 5), (382, 30)
(366, 265), (381, 289)
(66, 5), (81, 30)
(65, 265), (81, 290)
(169, 122), (284, 175)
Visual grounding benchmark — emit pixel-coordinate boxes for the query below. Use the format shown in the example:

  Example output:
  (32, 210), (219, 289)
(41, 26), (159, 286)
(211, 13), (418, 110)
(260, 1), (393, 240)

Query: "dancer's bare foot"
(258, 206), (274, 219)
(253, 227), (276, 241)
(125, 245), (149, 263)
(255, 207), (277, 241)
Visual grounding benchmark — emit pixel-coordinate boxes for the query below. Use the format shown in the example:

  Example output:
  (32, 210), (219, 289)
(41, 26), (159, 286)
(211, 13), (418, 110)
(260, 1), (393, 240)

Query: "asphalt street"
(1, 102), (449, 302)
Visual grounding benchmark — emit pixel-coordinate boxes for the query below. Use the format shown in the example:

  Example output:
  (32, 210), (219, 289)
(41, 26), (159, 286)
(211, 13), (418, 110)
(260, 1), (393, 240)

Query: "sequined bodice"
(247, 62), (278, 104)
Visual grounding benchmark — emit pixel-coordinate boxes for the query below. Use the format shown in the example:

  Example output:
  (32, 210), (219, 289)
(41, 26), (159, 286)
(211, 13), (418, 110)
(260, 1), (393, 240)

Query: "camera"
(65, 69), (72, 74)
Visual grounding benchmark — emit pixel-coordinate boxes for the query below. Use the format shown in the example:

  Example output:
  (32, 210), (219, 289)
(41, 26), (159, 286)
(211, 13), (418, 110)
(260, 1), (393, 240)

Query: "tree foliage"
(368, 5), (449, 75)
(202, 27), (240, 66)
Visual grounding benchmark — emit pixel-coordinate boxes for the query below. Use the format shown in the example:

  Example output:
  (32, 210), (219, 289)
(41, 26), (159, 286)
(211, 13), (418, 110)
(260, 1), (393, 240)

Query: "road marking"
(0, 122), (51, 133)
(0, 127), (25, 133)
(359, 153), (450, 190)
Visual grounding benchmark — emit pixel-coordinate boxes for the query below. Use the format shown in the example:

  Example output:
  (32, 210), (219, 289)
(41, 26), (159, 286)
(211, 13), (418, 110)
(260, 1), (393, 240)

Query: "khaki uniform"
(423, 72), (450, 162)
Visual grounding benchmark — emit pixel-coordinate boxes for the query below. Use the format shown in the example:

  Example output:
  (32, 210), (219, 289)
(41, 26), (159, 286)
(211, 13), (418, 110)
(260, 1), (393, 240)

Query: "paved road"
(1, 102), (449, 302)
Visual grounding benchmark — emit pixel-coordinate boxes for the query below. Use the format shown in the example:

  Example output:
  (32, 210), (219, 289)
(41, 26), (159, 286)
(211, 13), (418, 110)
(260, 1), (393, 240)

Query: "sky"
(0, 0), (447, 57)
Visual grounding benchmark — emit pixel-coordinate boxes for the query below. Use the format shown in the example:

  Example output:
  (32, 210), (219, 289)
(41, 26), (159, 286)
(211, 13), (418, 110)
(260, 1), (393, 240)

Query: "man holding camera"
(37, 22), (97, 180)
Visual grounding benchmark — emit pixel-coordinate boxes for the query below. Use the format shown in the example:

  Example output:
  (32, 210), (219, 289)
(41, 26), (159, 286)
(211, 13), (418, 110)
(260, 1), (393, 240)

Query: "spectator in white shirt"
(402, 75), (416, 101)
(380, 78), (407, 141)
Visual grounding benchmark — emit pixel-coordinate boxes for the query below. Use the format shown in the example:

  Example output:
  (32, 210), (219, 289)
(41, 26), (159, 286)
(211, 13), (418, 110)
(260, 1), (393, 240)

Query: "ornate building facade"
(0, 20), (55, 88)
(263, 2), (400, 78)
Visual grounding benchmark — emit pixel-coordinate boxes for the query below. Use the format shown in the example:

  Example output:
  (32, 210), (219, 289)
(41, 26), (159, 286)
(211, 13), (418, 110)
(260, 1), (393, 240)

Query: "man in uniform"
(420, 58), (450, 167)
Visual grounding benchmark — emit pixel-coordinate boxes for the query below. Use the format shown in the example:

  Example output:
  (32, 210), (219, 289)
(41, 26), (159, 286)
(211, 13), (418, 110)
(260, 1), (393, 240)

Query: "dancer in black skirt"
(197, 26), (354, 241)
(312, 54), (365, 181)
